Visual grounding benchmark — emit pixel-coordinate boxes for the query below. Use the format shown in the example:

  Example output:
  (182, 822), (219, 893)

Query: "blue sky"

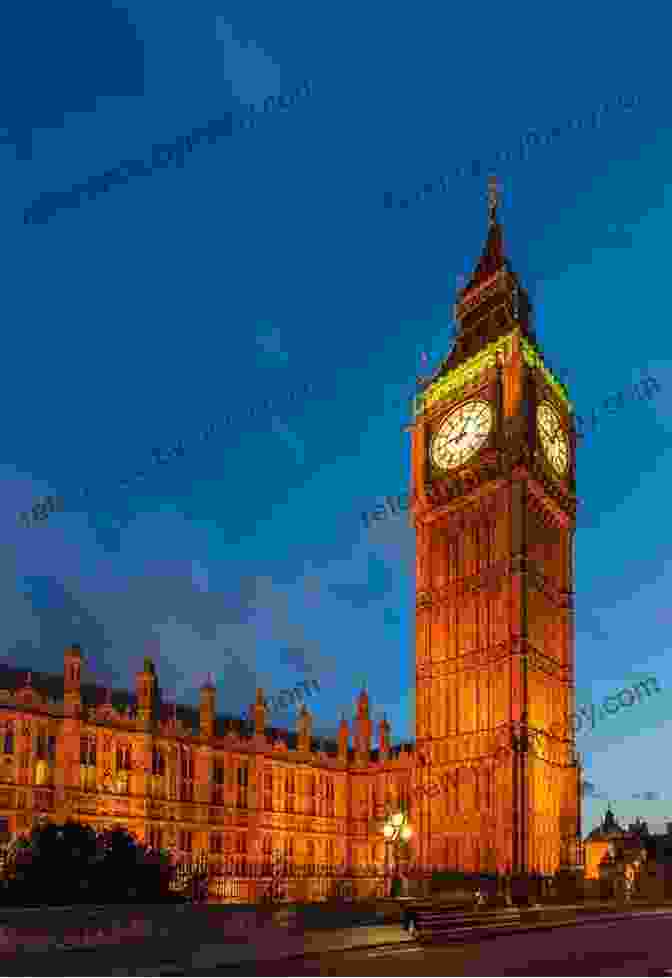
(1, 0), (672, 839)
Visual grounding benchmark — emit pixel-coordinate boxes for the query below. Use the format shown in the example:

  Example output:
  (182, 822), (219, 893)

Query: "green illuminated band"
(414, 329), (573, 417)
(519, 335), (572, 411)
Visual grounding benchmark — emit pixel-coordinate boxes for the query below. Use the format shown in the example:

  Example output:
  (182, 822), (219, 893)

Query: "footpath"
(2, 900), (672, 975)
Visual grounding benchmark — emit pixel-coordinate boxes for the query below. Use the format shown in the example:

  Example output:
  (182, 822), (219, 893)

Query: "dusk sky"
(1, 1), (671, 838)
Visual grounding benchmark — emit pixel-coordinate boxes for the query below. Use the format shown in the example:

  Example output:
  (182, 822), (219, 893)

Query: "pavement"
(3, 902), (672, 975)
(125, 904), (672, 975)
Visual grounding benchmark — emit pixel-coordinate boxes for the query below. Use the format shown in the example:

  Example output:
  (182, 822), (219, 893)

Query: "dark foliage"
(0, 820), (182, 906)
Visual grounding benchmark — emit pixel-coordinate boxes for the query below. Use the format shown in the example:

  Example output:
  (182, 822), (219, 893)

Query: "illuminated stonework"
(409, 186), (581, 880)
(0, 651), (415, 904)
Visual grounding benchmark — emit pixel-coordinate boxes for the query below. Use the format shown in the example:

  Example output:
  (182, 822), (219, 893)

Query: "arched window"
(3, 724), (14, 755)
(152, 747), (165, 776)
(35, 759), (48, 786)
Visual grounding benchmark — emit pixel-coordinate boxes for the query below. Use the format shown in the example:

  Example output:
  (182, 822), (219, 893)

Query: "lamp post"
(383, 810), (412, 898)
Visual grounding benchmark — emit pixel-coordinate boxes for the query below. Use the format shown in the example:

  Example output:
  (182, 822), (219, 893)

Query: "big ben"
(409, 178), (582, 880)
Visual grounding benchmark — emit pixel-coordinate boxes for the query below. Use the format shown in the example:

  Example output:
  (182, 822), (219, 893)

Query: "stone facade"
(0, 647), (417, 902)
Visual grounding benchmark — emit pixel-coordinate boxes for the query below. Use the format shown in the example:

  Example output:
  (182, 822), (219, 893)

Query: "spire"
(488, 173), (499, 226)
(460, 174), (508, 297)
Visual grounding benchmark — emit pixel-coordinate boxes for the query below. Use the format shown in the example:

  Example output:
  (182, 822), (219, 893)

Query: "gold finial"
(488, 175), (499, 226)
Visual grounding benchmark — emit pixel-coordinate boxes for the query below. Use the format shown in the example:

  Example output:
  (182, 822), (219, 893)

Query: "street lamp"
(382, 810), (412, 897)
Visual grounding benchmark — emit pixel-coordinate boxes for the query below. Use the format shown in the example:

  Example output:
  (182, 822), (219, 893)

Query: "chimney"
(200, 674), (216, 739)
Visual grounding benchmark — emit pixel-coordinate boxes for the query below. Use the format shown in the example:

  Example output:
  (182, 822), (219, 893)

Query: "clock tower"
(409, 179), (582, 880)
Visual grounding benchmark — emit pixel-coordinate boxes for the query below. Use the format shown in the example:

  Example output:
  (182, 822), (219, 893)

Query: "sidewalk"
(128, 923), (414, 975)
(7, 902), (672, 976)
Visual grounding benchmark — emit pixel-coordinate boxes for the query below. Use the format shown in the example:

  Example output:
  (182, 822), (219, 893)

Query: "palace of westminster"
(0, 180), (587, 902)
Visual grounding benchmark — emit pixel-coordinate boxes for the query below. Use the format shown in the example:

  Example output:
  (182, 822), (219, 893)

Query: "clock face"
(430, 400), (493, 471)
(537, 402), (569, 476)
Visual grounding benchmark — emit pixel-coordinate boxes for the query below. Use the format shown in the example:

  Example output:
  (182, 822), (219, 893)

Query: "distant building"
(584, 808), (672, 900)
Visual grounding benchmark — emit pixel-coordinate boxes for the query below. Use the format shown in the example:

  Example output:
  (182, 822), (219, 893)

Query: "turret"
(200, 673), (216, 739)
(354, 687), (372, 760)
(378, 713), (391, 760)
(136, 657), (159, 725)
(297, 703), (312, 752)
(338, 713), (349, 762)
(252, 687), (266, 735)
(63, 644), (82, 717)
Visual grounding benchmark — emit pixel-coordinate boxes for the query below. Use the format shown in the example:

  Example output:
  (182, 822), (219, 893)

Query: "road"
(3, 909), (672, 975)
(201, 910), (672, 976)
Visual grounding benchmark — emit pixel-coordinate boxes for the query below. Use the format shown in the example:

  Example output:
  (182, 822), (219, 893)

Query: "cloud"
(215, 16), (281, 110)
(256, 325), (289, 364)
(576, 606), (611, 642)
(270, 417), (305, 465)
(3, 470), (339, 719)
(632, 791), (662, 801)
(0, 0), (143, 161)
(278, 647), (318, 673)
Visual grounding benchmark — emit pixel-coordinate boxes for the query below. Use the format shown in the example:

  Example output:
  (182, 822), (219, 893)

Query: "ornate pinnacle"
(488, 174), (499, 226)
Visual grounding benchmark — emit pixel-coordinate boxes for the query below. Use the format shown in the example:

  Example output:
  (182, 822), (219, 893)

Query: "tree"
(0, 820), (180, 906)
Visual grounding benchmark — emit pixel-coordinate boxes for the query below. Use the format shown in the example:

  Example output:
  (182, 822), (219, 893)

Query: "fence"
(168, 856), (414, 903)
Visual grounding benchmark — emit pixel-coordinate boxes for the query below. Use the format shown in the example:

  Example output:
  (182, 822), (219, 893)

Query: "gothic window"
(116, 745), (131, 771)
(308, 774), (316, 815)
(180, 750), (194, 801)
(179, 830), (192, 853)
(212, 760), (225, 805)
(47, 735), (56, 762)
(235, 834), (247, 855)
(210, 832), (223, 854)
(80, 736), (96, 767)
(236, 764), (248, 809)
(3, 724), (13, 755)
(262, 834), (272, 872)
(263, 771), (272, 812)
(35, 759), (48, 786)
(148, 826), (163, 850)
(152, 747), (166, 776)
(35, 731), (46, 759)
(285, 773), (295, 813)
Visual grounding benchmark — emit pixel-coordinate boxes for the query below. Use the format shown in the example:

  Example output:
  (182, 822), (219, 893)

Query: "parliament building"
(0, 181), (582, 901)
